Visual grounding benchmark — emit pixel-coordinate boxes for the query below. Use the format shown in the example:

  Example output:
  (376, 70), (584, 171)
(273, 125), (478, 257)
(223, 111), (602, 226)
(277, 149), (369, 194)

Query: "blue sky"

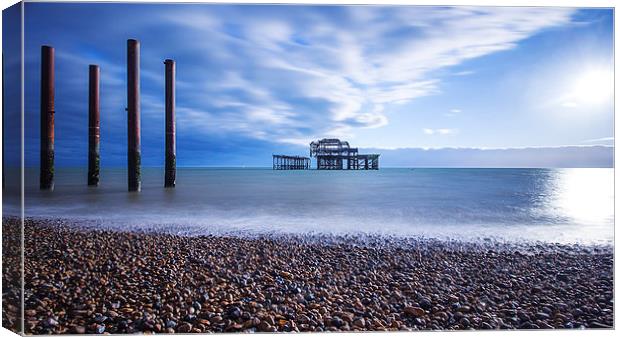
(9, 4), (615, 167)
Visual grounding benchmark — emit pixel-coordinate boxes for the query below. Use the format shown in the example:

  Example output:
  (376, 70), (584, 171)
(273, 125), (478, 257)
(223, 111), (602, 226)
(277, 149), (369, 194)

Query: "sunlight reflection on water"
(551, 168), (613, 225)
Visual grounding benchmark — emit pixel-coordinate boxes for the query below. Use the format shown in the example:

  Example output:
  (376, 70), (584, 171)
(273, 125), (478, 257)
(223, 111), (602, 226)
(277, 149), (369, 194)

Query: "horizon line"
(14, 165), (614, 169)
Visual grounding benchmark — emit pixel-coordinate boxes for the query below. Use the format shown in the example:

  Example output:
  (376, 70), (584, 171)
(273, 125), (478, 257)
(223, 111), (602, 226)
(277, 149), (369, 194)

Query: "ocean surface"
(5, 168), (614, 244)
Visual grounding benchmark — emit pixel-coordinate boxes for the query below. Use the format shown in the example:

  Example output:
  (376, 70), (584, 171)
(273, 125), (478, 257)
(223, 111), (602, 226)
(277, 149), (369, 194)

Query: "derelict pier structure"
(272, 138), (379, 170)
(310, 138), (379, 170)
(272, 155), (311, 170)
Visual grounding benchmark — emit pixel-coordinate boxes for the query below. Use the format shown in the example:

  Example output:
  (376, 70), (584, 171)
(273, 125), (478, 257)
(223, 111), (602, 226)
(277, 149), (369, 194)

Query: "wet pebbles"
(9, 218), (614, 333)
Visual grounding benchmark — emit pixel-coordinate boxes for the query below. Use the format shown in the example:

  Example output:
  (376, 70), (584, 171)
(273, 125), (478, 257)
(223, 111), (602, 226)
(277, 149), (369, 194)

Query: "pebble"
(457, 305), (471, 313)
(258, 321), (272, 332)
(94, 324), (105, 334)
(481, 322), (493, 329)
(353, 318), (365, 328)
(227, 307), (242, 319)
(589, 322), (611, 329)
(177, 323), (192, 333)
(43, 317), (58, 328)
(419, 298), (432, 310)
(404, 306), (425, 317)
(94, 314), (107, 323)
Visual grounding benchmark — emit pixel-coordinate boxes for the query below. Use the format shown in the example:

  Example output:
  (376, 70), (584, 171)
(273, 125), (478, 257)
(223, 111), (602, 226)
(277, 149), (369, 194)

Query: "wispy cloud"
(453, 70), (475, 76)
(153, 5), (575, 144)
(444, 108), (461, 117)
(582, 137), (614, 144)
(423, 128), (458, 135)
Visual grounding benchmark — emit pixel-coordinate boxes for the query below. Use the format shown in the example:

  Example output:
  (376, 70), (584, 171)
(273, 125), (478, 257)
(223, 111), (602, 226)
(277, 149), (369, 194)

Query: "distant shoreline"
(3, 217), (614, 333)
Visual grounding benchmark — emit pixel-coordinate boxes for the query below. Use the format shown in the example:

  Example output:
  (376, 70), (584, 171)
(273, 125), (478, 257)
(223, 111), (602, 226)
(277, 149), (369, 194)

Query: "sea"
(4, 167), (614, 245)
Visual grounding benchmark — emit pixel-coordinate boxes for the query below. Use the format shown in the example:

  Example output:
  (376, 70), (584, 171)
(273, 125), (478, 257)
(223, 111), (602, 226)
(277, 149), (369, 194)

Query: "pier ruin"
(310, 138), (379, 170)
(273, 139), (379, 170)
(272, 155), (311, 170)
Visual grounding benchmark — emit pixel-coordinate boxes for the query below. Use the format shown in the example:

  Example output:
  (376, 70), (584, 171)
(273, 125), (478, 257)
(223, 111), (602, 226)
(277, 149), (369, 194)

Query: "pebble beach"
(3, 217), (614, 333)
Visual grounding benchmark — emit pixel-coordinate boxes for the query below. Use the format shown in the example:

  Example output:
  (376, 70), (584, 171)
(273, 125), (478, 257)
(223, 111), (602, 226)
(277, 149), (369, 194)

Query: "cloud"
(423, 128), (458, 135)
(154, 5), (575, 144)
(453, 70), (475, 76)
(582, 137), (614, 143)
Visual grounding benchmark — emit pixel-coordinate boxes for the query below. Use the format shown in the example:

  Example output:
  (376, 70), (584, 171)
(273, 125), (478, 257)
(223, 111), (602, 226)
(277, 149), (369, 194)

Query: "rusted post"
(2, 53), (4, 189)
(88, 65), (100, 186)
(127, 39), (141, 192)
(40, 46), (55, 190)
(164, 59), (176, 187)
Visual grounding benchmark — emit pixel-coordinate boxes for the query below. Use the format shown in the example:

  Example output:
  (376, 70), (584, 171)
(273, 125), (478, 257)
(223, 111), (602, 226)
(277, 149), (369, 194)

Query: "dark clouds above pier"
(12, 3), (613, 167)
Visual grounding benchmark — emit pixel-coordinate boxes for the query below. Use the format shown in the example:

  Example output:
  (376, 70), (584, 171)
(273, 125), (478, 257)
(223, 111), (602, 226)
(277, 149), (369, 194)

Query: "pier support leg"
(127, 39), (141, 192)
(164, 59), (176, 187)
(2, 53), (4, 189)
(88, 65), (100, 186)
(40, 46), (55, 190)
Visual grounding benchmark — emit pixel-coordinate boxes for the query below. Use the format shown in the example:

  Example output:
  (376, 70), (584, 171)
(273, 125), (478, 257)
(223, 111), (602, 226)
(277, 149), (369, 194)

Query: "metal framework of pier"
(272, 155), (310, 170)
(310, 138), (379, 170)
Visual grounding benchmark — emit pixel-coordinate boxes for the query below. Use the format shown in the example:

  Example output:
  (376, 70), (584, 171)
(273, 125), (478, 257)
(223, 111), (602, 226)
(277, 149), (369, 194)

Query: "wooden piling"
(88, 65), (100, 186)
(127, 39), (141, 192)
(164, 59), (176, 188)
(40, 46), (55, 190)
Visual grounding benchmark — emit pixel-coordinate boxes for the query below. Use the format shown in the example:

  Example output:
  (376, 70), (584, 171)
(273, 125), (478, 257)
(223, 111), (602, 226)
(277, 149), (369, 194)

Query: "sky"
(4, 3), (615, 167)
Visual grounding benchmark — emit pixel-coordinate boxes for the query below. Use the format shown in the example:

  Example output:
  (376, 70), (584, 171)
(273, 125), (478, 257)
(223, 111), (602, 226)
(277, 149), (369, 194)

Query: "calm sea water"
(6, 168), (614, 244)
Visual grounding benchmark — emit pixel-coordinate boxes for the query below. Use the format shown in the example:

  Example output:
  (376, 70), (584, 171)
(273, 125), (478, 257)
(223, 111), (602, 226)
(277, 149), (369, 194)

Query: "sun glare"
(552, 168), (614, 225)
(569, 68), (613, 106)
